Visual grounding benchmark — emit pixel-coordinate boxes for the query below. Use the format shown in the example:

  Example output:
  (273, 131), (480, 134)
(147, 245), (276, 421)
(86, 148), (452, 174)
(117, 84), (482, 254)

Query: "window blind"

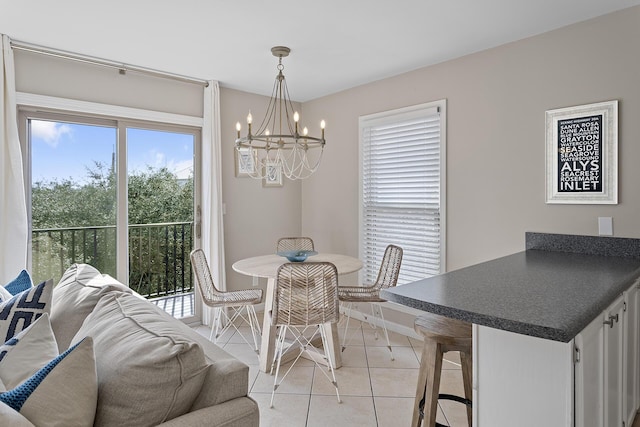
(361, 107), (442, 286)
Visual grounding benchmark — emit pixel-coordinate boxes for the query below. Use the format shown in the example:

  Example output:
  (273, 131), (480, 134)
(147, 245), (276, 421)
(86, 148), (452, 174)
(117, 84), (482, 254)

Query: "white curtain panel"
(0, 34), (28, 283)
(201, 80), (226, 326)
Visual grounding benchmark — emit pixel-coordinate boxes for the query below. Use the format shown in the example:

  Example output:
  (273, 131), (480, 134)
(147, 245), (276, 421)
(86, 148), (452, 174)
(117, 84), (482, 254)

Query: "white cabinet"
(575, 283), (640, 427)
(575, 312), (604, 427)
(624, 283), (639, 426)
(473, 280), (640, 427)
(604, 295), (625, 427)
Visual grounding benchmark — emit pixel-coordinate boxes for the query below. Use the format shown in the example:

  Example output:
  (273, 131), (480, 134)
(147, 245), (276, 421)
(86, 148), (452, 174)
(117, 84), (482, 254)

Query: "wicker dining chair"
(190, 249), (263, 353)
(270, 261), (341, 408)
(276, 237), (315, 253)
(338, 244), (403, 360)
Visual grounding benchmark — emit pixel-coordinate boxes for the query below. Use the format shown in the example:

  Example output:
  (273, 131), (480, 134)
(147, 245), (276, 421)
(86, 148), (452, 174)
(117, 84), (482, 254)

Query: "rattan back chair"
(190, 249), (263, 354)
(276, 237), (315, 253)
(269, 261), (341, 408)
(338, 244), (403, 360)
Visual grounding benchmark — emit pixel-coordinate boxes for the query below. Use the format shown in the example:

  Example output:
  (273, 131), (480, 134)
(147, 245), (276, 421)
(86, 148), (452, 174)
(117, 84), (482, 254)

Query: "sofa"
(0, 263), (259, 427)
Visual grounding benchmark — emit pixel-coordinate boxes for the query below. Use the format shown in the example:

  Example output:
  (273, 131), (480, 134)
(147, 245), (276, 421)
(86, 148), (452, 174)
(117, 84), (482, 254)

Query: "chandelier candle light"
(235, 46), (326, 180)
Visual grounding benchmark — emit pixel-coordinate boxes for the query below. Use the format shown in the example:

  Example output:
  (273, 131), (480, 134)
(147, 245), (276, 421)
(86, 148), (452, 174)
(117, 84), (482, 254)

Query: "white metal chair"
(276, 237), (315, 253)
(270, 261), (341, 408)
(190, 248), (263, 353)
(338, 244), (403, 360)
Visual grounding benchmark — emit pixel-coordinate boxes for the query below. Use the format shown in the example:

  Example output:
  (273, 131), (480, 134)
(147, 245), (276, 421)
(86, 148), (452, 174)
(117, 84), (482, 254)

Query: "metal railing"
(31, 221), (194, 299)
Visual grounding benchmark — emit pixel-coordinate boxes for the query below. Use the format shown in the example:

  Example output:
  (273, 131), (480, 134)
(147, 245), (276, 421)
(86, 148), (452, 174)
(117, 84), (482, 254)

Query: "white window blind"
(360, 102), (444, 286)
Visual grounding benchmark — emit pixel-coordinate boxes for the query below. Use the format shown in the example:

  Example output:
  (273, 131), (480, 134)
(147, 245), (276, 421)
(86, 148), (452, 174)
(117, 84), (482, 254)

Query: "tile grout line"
(360, 324), (381, 427)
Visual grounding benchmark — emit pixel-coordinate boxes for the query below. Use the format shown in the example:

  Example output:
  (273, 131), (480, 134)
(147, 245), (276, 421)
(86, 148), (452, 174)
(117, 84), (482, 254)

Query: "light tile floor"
(193, 317), (470, 427)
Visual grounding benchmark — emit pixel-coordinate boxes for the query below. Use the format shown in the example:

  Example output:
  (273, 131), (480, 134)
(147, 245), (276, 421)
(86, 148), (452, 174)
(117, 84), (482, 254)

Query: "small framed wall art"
(545, 100), (618, 204)
(235, 147), (257, 177)
(262, 161), (283, 187)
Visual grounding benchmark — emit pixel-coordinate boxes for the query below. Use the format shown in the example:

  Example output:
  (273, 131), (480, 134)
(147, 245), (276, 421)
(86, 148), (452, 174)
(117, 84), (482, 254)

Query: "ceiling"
(1, 0), (639, 102)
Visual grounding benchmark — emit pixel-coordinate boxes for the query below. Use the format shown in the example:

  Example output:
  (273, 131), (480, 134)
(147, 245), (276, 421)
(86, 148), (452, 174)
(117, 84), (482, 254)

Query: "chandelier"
(235, 46), (325, 180)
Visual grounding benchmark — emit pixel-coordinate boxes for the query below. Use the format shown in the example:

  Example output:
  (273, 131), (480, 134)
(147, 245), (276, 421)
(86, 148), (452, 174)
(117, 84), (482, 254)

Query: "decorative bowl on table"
(276, 250), (318, 262)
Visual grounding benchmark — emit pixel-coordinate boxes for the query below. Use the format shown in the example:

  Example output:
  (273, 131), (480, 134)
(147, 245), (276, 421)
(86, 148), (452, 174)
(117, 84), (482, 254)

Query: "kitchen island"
(381, 232), (640, 427)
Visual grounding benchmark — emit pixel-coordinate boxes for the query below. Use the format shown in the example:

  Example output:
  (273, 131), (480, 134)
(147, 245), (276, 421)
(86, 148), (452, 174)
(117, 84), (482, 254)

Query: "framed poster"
(262, 161), (283, 187)
(545, 100), (618, 204)
(235, 147), (256, 177)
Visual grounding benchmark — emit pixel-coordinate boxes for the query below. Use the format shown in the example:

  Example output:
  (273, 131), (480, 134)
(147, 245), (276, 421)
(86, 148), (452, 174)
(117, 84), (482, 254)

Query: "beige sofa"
(49, 263), (259, 427)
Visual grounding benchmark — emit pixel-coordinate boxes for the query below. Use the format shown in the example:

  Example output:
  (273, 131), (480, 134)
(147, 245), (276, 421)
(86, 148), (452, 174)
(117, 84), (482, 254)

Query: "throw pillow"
(3, 270), (33, 296)
(0, 337), (97, 427)
(0, 314), (59, 390)
(0, 280), (53, 344)
(70, 293), (207, 427)
(0, 287), (11, 304)
(50, 263), (132, 352)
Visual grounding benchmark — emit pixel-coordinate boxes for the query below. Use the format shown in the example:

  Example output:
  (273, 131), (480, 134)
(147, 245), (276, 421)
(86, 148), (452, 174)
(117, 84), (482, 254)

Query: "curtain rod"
(10, 39), (209, 87)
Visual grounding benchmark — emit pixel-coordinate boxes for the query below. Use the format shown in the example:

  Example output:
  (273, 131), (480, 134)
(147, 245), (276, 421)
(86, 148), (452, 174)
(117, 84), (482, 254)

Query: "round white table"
(232, 253), (363, 372)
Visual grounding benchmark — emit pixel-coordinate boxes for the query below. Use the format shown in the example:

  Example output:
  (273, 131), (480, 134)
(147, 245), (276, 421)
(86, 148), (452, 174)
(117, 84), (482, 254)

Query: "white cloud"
(153, 151), (166, 167)
(31, 120), (72, 147)
(169, 159), (194, 180)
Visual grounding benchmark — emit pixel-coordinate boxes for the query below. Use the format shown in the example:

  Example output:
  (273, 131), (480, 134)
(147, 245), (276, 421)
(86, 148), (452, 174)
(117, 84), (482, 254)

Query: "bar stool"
(412, 313), (472, 427)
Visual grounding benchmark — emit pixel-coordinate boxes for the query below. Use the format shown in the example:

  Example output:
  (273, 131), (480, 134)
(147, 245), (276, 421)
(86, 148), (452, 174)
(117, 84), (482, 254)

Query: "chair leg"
(246, 305), (261, 354)
(212, 305), (262, 357)
(270, 325), (288, 408)
(373, 303), (394, 361)
(412, 339), (443, 427)
(211, 307), (223, 341)
(341, 302), (353, 351)
(319, 325), (341, 403)
(460, 350), (473, 426)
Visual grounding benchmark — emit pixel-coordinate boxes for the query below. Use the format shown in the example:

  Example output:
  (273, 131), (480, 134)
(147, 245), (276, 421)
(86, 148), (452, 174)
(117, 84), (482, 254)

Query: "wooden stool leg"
(460, 350), (473, 426)
(412, 339), (443, 427)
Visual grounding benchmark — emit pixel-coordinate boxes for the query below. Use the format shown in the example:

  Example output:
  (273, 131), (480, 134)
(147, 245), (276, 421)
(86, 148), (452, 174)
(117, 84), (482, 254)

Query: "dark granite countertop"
(381, 233), (640, 342)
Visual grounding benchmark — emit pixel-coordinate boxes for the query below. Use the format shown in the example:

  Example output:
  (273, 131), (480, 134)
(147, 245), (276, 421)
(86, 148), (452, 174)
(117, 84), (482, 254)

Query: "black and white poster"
(546, 101), (618, 204)
(557, 115), (602, 193)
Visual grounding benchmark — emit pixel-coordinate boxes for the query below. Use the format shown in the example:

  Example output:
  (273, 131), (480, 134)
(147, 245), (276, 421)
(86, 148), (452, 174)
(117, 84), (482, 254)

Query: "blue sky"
(31, 120), (194, 185)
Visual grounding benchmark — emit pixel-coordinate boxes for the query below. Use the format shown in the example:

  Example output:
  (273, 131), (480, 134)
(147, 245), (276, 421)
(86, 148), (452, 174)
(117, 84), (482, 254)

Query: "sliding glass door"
(21, 111), (200, 321)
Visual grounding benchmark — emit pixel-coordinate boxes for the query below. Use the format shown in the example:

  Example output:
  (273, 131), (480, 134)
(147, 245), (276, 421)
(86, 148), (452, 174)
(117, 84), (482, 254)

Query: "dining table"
(232, 253), (363, 373)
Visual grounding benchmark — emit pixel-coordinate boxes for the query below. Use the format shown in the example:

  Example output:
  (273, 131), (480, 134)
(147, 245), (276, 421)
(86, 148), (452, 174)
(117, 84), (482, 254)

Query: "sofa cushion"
(0, 401), (35, 427)
(71, 292), (208, 427)
(0, 280), (52, 344)
(0, 313), (59, 390)
(0, 337), (97, 427)
(51, 263), (132, 352)
(3, 270), (33, 296)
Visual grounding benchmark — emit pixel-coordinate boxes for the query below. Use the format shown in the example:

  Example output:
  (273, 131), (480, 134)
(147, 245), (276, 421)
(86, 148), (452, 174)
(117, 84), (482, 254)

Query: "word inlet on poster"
(557, 115), (602, 192)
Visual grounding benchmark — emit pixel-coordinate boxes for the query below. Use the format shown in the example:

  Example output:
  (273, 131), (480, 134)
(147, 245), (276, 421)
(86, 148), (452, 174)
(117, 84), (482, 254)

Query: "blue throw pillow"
(0, 280), (53, 343)
(4, 271), (32, 296)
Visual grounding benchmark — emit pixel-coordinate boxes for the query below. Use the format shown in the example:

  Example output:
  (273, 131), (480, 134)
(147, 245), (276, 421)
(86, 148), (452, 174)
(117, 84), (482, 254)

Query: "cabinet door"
(625, 284), (640, 425)
(575, 312), (605, 427)
(604, 295), (625, 427)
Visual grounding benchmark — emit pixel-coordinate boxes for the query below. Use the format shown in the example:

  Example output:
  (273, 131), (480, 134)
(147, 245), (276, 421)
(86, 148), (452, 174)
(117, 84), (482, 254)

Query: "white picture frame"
(545, 100), (618, 204)
(235, 147), (257, 177)
(262, 161), (283, 187)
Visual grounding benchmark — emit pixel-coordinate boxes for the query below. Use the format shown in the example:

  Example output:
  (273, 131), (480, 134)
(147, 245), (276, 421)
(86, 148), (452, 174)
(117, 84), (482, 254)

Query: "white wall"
(14, 50), (202, 117)
(301, 6), (640, 273)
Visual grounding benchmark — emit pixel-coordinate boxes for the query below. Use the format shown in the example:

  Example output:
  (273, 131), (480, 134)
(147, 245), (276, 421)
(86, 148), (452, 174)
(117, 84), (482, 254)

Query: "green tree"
(128, 166), (193, 225)
(31, 162), (194, 295)
(31, 161), (116, 229)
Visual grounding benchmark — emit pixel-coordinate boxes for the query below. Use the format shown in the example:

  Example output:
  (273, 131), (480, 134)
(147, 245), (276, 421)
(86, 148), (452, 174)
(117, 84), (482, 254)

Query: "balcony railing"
(31, 221), (194, 300)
